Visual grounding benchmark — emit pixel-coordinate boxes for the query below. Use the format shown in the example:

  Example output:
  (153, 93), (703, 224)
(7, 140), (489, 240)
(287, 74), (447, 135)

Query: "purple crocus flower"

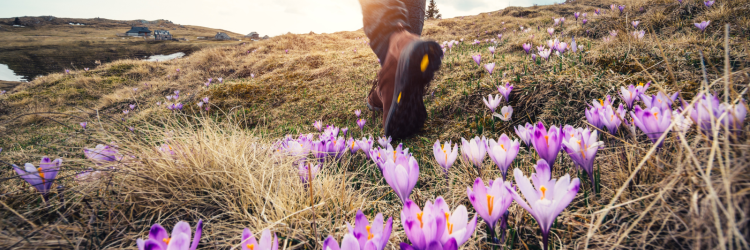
(721, 101), (748, 133)
(600, 104), (626, 134)
(80, 121), (87, 129)
(547, 27), (554, 36)
(175, 103), (183, 110)
(695, 21), (710, 31)
(632, 30), (645, 39)
(641, 92), (679, 111)
(129, 104), (136, 110)
(467, 177), (513, 230)
(487, 134), (520, 180)
(586, 105), (605, 130)
(432, 197), (478, 247)
(298, 161), (321, 183)
(354, 109), (361, 117)
(14, 157), (62, 197)
(84, 144), (123, 164)
(322, 234), (362, 250)
(356, 136), (374, 156)
(531, 54), (537, 61)
(556, 42), (568, 53)
(382, 152), (419, 203)
(631, 105), (672, 147)
(688, 92), (721, 134)
(136, 220), (204, 250)
(356, 118), (366, 131)
(488, 46), (496, 55)
(704, 0), (714, 7)
(218, 77), (223, 83)
(619, 85), (639, 109)
(582, 19), (588, 25)
(483, 94), (501, 113)
(331, 210), (393, 250)
(632, 21), (640, 28)
(312, 140), (327, 162)
(562, 127), (604, 193)
(369, 143), (410, 171)
(509, 159), (580, 250)
(313, 120), (322, 131)
(571, 38), (577, 53)
(123, 110), (129, 115)
(560, 17), (565, 24)
(530, 122), (563, 170)
(84, 68), (89, 71)
(484, 63), (495, 75)
(285, 49), (289, 53)
(497, 82), (513, 102)
(377, 136), (391, 148)
(433, 139), (459, 175)
(574, 12), (580, 21)
(461, 136), (487, 169)
(497, 106), (513, 121)
(595, 9), (600, 15)
(400, 198), (462, 250)
(539, 49), (552, 61)
(553, 18), (560, 26)
(251, 73), (255, 78)
(619, 5), (625, 13)
(471, 54), (481, 66)
(327, 137), (347, 159)
(347, 137), (361, 154)
(240, 228), (278, 250)
(522, 43), (532, 54)
(515, 123), (534, 146)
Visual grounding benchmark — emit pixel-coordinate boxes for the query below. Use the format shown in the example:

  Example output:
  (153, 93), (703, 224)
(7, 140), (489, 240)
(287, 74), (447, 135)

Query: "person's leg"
(358, 0), (411, 65)
(403, 0), (426, 35)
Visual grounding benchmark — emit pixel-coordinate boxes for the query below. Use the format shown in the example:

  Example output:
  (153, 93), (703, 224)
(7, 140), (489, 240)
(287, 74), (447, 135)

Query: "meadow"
(0, 0), (748, 249)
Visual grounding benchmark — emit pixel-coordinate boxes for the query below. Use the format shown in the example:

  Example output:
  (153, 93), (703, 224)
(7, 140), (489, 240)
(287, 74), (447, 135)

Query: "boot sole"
(384, 40), (442, 139)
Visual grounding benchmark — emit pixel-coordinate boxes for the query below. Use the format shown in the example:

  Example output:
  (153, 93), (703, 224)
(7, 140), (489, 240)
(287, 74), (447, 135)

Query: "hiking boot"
(367, 30), (442, 139)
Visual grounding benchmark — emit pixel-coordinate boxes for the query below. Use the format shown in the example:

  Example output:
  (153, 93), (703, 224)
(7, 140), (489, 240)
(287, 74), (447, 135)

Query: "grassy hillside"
(0, 16), (246, 84)
(1, 0), (749, 249)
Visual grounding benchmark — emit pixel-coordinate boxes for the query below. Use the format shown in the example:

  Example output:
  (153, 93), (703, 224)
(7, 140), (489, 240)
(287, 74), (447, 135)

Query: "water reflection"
(0, 64), (26, 82)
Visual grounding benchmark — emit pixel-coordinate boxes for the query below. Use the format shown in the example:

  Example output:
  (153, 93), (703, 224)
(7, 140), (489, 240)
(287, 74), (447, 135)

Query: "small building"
(245, 32), (260, 40)
(215, 32), (232, 40)
(262, 35), (270, 40)
(154, 30), (172, 40)
(126, 27), (152, 36)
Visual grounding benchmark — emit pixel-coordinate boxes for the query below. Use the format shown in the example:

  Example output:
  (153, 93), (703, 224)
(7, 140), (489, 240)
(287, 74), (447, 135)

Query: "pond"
(0, 63), (26, 82)
(144, 52), (186, 62)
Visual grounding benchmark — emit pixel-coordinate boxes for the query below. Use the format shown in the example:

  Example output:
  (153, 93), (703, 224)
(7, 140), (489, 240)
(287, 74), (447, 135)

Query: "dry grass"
(1, 0), (750, 249)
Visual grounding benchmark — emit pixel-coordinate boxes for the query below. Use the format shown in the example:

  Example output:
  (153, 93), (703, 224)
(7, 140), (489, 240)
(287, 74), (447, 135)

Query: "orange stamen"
(653, 112), (659, 120)
(540, 186), (548, 200)
(500, 144), (506, 151)
(247, 244), (255, 250)
(351, 140), (356, 150)
(487, 194), (495, 215)
(445, 212), (454, 234)
(544, 135), (549, 145)
(38, 167), (45, 184)
(599, 99), (604, 106)
(163, 238), (171, 245)
(417, 212), (424, 228)
(366, 225), (374, 240)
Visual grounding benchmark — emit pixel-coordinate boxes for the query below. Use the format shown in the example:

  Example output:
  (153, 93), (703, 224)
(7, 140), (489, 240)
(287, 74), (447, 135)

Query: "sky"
(0, 0), (560, 36)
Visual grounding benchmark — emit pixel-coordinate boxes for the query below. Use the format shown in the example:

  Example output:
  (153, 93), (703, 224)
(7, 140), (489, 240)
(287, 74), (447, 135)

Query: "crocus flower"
(495, 106), (513, 121)
(547, 27), (554, 36)
(497, 34), (503, 40)
(562, 126), (604, 193)
(433, 197), (478, 247)
(84, 144), (123, 164)
(312, 140), (327, 162)
(471, 54), (481, 66)
(532, 54), (537, 61)
(574, 12), (580, 20)
(175, 103), (183, 110)
(313, 120), (323, 131)
(354, 109), (361, 117)
(298, 161), (321, 183)
(346, 137), (361, 154)
(251, 73), (255, 78)
(632, 21), (640, 28)
(619, 5), (625, 13)
(80, 121), (87, 129)
(509, 160), (580, 250)
(399, 198), (462, 250)
(609, 30), (618, 37)
(355, 118), (366, 131)
(530, 122), (563, 169)
(356, 136), (374, 156)
(704, 0), (714, 7)
(600, 104), (626, 134)
(539, 49), (552, 60)
(632, 30), (645, 39)
(467, 177), (514, 230)
(522, 43), (532, 54)
(488, 46), (496, 55)
(571, 37), (577, 53)
(335, 210), (393, 250)
(484, 63), (495, 75)
(595, 9), (600, 15)
(202, 97), (209, 103)
(84, 68), (89, 71)
(461, 136), (487, 169)
(582, 19), (588, 25)
(381, 152), (419, 203)
(123, 110), (129, 115)
(13, 157), (62, 197)
(556, 42), (568, 53)
(369, 143), (410, 171)
(515, 123), (534, 146)
(434, 139), (459, 175)
(553, 18), (560, 26)
(240, 228), (278, 250)
(586, 106), (605, 130)
(136, 220), (204, 250)
(619, 85), (639, 109)
(631, 105), (672, 146)
(327, 137), (347, 159)
(377, 136), (391, 148)
(483, 94), (501, 113)
(487, 134), (520, 180)
(497, 82), (513, 102)
(721, 101), (747, 133)
(641, 92), (679, 111)
(672, 109), (693, 133)
(695, 21), (710, 31)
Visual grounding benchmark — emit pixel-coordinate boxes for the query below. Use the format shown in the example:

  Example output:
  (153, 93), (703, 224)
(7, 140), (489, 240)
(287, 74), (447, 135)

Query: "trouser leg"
(403, 0), (426, 35)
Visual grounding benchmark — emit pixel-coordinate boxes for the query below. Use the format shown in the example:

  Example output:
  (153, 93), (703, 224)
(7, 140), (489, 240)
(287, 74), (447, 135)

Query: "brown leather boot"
(367, 29), (442, 139)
